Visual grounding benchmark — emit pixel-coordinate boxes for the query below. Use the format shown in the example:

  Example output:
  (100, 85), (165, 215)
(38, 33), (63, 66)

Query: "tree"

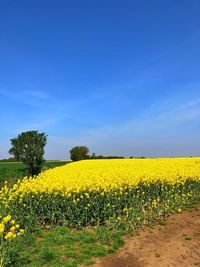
(90, 152), (97, 159)
(9, 131), (47, 176)
(70, 146), (89, 161)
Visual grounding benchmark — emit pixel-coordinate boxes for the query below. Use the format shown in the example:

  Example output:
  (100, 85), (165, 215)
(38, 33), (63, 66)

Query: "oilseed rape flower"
(0, 215), (24, 240)
(0, 224), (5, 235)
(2, 216), (11, 224)
(0, 158), (200, 227)
(4, 232), (14, 240)
(0, 215), (24, 267)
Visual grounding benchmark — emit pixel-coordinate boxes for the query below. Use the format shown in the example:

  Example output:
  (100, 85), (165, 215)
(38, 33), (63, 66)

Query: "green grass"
(158, 220), (167, 226)
(10, 226), (125, 267)
(0, 161), (70, 188)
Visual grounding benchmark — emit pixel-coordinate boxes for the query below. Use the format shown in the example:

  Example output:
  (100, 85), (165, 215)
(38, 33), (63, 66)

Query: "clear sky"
(0, 0), (200, 159)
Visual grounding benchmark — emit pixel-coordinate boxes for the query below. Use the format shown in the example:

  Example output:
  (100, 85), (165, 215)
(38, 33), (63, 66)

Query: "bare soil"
(92, 205), (200, 267)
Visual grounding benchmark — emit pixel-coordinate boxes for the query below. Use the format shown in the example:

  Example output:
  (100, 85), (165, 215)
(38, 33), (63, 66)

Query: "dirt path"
(93, 205), (200, 267)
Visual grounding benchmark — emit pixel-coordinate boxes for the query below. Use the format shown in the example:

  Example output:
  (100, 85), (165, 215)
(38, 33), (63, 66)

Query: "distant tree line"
(89, 153), (124, 159)
(69, 146), (125, 161)
(0, 157), (17, 162)
(1, 130), (146, 177)
(69, 146), (146, 161)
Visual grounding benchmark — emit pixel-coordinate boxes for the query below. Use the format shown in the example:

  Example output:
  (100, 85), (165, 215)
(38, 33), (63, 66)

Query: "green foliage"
(89, 154), (124, 159)
(9, 131), (47, 176)
(0, 158), (17, 163)
(10, 226), (124, 267)
(0, 162), (28, 188)
(69, 146), (89, 161)
(40, 248), (59, 263)
(0, 161), (70, 189)
(89, 153), (124, 159)
(6, 180), (200, 229)
(0, 215), (24, 267)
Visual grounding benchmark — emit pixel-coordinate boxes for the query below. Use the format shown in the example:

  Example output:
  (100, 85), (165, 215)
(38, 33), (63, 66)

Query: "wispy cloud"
(47, 85), (200, 158)
(0, 88), (49, 108)
(23, 90), (49, 100)
(1, 79), (200, 159)
(12, 119), (57, 135)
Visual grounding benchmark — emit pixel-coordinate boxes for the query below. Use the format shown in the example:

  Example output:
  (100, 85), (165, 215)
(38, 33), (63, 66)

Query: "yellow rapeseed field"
(4, 157), (200, 195)
(0, 158), (200, 227)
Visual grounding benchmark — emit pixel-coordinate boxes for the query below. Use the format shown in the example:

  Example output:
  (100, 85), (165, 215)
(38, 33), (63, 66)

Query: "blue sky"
(0, 0), (200, 159)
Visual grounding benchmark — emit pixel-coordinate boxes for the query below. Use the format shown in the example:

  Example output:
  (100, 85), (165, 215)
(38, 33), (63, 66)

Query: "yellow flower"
(19, 229), (24, 235)
(5, 231), (14, 240)
(10, 226), (16, 231)
(0, 223), (5, 235)
(15, 224), (20, 229)
(3, 215), (11, 223)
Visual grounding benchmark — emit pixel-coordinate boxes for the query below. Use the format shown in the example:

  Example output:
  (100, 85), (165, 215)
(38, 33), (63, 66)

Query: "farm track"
(91, 204), (200, 267)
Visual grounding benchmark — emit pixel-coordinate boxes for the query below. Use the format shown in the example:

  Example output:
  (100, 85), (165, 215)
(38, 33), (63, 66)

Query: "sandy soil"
(92, 205), (200, 267)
